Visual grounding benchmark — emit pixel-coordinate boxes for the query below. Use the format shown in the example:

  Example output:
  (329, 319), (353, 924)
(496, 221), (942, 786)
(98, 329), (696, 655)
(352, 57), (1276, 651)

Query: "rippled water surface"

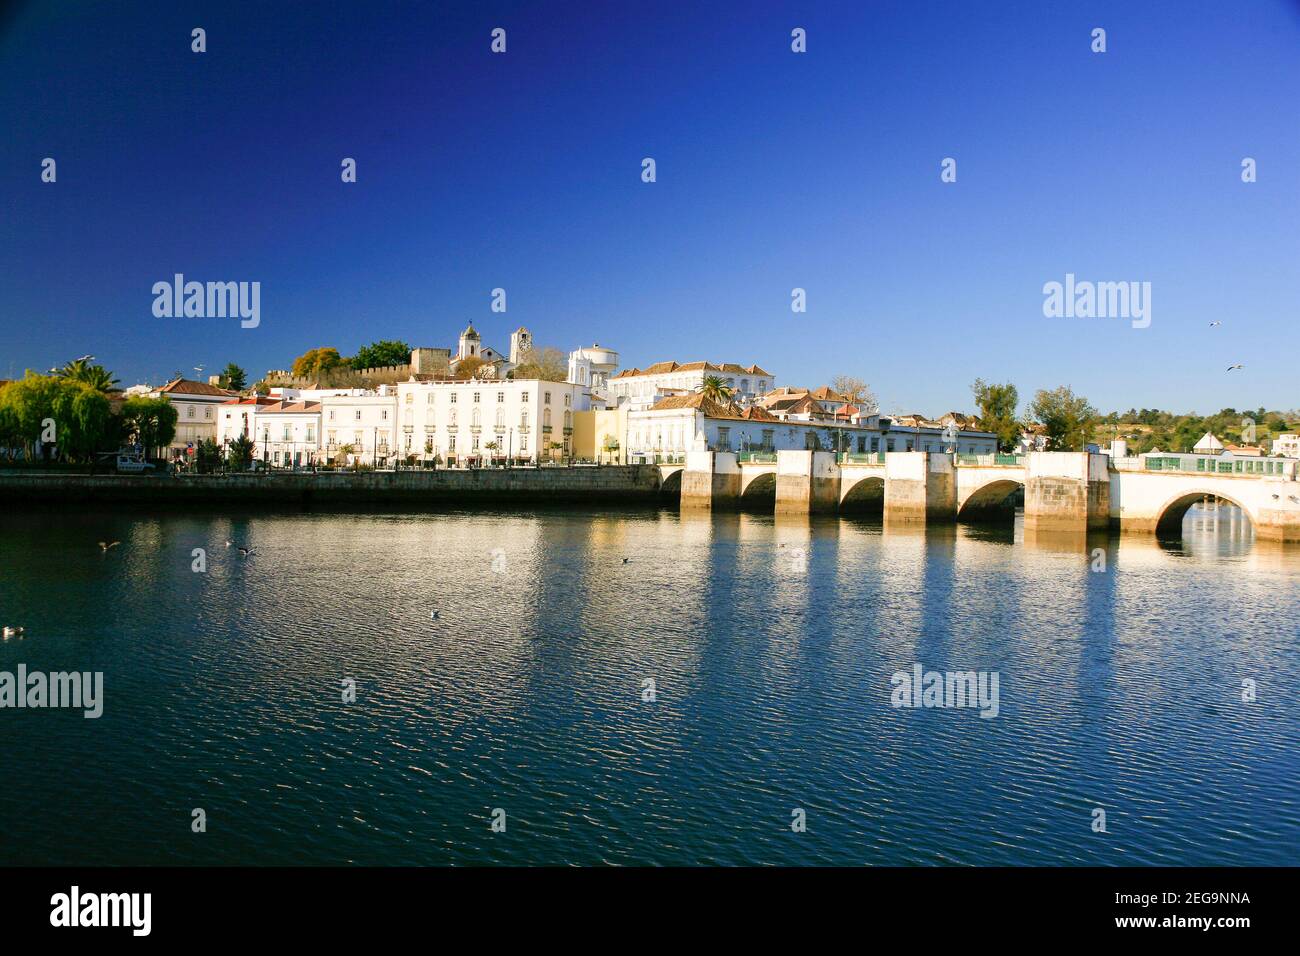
(1, 505), (1296, 865)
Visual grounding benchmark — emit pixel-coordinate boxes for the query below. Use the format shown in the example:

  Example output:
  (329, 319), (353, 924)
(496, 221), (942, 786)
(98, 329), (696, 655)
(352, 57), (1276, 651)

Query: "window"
(473, 392), (481, 403)
(426, 392), (435, 404)
(763, 429), (775, 450)
(472, 408), (481, 427)
(495, 408), (505, 428)
(564, 411), (572, 428)
(450, 393), (458, 403)
(544, 391), (551, 403)
(520, 408), (528, 426)
(187, 406), (195, 419)
(329, 410), (336, 421)
(521, 392), (529, 402)
(282, 426), (291, 441)
(405, 394), (412, 404)
(449, 408), (458, 425)
(204, 408), (212, 420)
(381, 410), (388, 420)
(496, 392), (504, 402)
(448, 436), (456, 452)
(717, 427), (730, 450)
(306, 426), (315, 442)
(521, 436), (528, 451)
(564, 394), (571, 407)
(355, 410), (362, 421)
(544, 408), (552, 427)
(472, 436), (480, 451)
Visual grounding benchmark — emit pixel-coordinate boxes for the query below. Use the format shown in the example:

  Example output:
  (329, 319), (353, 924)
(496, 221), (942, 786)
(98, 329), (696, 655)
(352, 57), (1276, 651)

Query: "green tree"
(0, 373), (113, 462)
(119, 395), (179, 455)
(349, 340), (412, 371)
(971, 379), (1021, 452)
(291, 347), (344, 379)
(219, 363), (247, 391)
(1028, 386), (1097, 451)
(697, 375), (734, 404)
(227, 434), (255, 470)
(194, 437), (223, 473)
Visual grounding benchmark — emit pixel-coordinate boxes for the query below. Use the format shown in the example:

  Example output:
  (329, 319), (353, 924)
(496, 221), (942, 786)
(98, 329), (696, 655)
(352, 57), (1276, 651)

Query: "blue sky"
(2, 0), (1297, 415)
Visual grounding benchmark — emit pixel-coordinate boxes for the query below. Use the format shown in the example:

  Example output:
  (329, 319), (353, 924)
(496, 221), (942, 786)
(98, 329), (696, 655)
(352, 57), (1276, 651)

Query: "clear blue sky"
(2, 0), (1297, 415)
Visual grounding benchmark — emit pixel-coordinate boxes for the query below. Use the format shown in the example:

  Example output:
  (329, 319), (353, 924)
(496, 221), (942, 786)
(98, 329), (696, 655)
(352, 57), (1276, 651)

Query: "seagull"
(76, 354), (95, 363)
(3, 626), (25, 640)
(238, 547), (256, 558)
(1208, 321), (1221, 327)
(98, 540), (121, 551)
(224, 540), (233, 548)
(1226, 364), (1244, 371)
(621, 557), (631, 564)
(429, 610), (440, 620)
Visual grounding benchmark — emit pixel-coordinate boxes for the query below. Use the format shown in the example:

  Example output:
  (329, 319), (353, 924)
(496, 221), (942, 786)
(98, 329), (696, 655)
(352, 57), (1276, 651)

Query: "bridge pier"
(883, 452), (957, 524)
(1024, 453), (1110, 531)
(775, 451), (840, 514)
(680, 450), (739, 510)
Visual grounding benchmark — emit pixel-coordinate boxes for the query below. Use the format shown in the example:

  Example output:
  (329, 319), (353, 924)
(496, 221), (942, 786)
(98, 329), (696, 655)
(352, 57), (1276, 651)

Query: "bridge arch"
(957, 478), (1023, 523)
(840, 475), (885, 514)
(739, 471), (776, 508)
(1154, 489), (1255, 536)
(659, 469), (682, 501)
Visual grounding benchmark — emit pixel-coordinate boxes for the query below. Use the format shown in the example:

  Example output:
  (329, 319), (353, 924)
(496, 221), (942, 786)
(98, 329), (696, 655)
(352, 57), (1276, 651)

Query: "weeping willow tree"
(0, 373), (114, 462)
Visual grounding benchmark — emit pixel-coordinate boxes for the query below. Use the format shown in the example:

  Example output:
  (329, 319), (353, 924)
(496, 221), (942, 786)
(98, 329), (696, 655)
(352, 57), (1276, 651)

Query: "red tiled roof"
(647, 393), (774, 421)
(157, 378), (236, 397)
(258, 401), (322, 414)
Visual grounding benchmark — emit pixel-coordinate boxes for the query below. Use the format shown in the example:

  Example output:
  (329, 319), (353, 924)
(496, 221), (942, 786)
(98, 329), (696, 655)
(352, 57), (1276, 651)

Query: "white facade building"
(608, 361), (774, 411)
(1272, 433), (1300, 458)
(254, 401), (322, 468)
(625, 395), (997, 461)
(395, 377), (588, 465)
(321, 391), (399, 465)
(150, 378), (237, 457)
(567, 344), (620, 409)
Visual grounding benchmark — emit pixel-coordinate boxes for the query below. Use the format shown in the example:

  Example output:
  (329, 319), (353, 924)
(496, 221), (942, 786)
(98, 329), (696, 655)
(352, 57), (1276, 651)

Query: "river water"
(0, 505), (1295, 865)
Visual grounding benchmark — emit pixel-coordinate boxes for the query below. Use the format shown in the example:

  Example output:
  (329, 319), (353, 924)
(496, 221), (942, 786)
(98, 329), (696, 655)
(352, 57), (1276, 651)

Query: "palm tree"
(697, 375), (733, 404)
(57, 358), (119, 393)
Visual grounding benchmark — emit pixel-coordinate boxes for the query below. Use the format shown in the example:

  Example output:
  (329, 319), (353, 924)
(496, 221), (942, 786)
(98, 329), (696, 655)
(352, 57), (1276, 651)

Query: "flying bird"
(238, 547), (257, 557)
(621, 557), (631, 564)
(1226, 364), (1244, 371)
(98, 540), (121, 551)
(224, 540), (233, 548)
(1208, 321), (1221, 327)
(3, 626), (25, 640)
(75, 354), (95, 363)
(429, 610), (440, 620)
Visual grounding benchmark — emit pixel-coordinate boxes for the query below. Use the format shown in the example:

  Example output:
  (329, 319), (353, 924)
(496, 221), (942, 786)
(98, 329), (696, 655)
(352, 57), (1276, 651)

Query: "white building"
(608, 361), (775, 411)
(216, 397), (277, 449)
(150, 378), (237, 458)
(321, 390), (399, 466)
(395, 377), (588, 465)
(624, 394), (997, 461)
(567, 344), (620, 409)
(1272, 433), (1300, 458)
(254, 401), (322, 468)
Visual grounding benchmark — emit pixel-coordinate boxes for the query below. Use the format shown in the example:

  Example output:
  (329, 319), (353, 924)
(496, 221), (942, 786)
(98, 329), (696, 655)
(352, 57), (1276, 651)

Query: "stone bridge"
(662, 450), (1300, 542)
